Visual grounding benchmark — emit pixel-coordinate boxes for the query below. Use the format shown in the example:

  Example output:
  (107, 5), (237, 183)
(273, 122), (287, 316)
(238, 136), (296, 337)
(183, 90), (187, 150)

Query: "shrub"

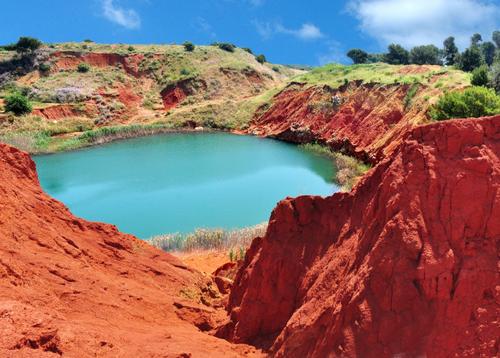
(14, 36), (42, 54)
(471, 65), (489, 86)
(272, 66), (280, 72)
(180, 68), (190, 76)
(217, 42), (236, 52)
(4, 92), (32, 115)
(127, 46), (135, 52)
(255, 54), (266, 64)
(242, 47), (253, 54)
(404, 83), (419, 109)
(83, 39), (93, 43)
(38, 63), (51, 74)
(77, 62), (90, 73)
(183, 41), (195, 52)
(347, 49), (368, 64)
(430, 86), (500, 120)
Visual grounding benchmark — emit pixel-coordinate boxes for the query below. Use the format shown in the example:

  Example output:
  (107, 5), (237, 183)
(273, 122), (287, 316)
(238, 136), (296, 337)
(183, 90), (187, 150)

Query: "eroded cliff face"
(0, 144), (260, 357)
(222, 116), (500, 357)
(248, 82), (431, 163)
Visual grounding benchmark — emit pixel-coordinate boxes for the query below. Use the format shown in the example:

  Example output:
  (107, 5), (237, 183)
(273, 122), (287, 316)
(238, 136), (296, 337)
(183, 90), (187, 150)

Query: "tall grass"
(300, 143), (371, 191)
(147, 223), (267, 253)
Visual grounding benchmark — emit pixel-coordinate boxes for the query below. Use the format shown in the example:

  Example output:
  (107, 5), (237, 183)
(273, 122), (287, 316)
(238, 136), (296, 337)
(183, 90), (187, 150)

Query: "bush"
(4, 92), (33, 115)
(255, 54), (266, 64)
(489, 62), (500, 93)
(180, 68), (190, 76)
(217, 42), (236, 52)
(14, 36), (42, 54)
(430, 86), (500, 120)
(77, 62), (90, 73)
(183, 41), (195, 52)
(471, 65), (489, 86)
(242, 47), (253, 54)
(38, 63), (51, 74)
(127, 46), (135, 52)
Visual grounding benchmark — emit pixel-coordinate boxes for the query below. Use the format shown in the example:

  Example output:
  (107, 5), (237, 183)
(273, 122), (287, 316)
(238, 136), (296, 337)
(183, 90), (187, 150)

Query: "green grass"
(147, 223), (267, 253)
(300, 143), (371, 191)
(293, 63), (470, 92)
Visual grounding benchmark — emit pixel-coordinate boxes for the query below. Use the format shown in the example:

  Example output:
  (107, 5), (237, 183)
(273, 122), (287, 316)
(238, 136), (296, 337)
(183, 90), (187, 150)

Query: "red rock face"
(0, 144), (260, 357)
(248, 82), (429, 163)
(222, 116), (500, 357)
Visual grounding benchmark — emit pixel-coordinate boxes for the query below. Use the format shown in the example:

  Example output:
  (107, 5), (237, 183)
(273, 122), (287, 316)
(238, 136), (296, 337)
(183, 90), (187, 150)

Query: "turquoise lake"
(34, 133), (339, 238)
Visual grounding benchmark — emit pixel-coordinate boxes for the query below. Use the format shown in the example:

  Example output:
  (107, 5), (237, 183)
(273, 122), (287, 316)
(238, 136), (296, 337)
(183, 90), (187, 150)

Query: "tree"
(409, 45), (441, 65)
(443, 37), (459, 65)
(347, 49), (368, 64)
(471, 33), (483, 46)
(493, 31), (500, 48)
(471, 65), (489, 86)
(489, 62), (500, 93)
(367, 53), (384, 63)
(255, 54), (266, 64)
(216, 43), (236, 52)
(457, 46), (484, 72)
(384, 44), (409, 65)
(481, 41), (496, 66)
(183, 41), (195, 52)
(14, 37), (42, 54)
(4, 93), (32, 115)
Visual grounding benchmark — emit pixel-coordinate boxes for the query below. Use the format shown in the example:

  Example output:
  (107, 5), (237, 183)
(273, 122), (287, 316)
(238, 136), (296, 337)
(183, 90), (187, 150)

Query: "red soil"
(32, 103), (97, 120)
(248, 82), (428, 163)
(0, 144), (261, 357)
(221, 116), (500, 357)
(51, 52), (147, 77)
(161, 84), (188, 110)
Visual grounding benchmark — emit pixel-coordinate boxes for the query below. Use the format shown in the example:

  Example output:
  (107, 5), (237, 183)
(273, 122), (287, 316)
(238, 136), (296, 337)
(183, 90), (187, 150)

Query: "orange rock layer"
(222, 115), (500, 357)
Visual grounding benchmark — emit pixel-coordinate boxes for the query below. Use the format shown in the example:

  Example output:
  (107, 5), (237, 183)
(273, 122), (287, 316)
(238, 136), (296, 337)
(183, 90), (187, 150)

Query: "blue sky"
(1, 0), (499, 65)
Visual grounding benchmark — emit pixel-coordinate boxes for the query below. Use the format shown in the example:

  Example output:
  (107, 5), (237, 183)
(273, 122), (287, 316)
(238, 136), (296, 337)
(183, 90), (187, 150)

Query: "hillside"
(0, 42), (299, 153)
(246, 63), (471, 162)
(1, 44), (474, 159)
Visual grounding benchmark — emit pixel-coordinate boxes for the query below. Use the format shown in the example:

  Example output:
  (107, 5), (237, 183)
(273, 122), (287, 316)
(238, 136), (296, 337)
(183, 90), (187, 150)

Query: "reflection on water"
(34, 133), (339, 238)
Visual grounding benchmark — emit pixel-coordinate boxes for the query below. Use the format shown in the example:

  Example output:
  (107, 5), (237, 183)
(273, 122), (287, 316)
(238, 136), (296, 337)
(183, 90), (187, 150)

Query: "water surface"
(34, 133), (338, 238)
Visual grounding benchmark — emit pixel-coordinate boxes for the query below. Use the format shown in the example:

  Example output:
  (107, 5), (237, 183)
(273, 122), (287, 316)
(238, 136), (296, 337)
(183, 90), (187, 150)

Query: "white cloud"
(348, 0), (500, 49)
(102, 0), (141, 29)
(317, 40), (348, 65)
(254, 21), (324, 41)
(192, 17), (217, 39)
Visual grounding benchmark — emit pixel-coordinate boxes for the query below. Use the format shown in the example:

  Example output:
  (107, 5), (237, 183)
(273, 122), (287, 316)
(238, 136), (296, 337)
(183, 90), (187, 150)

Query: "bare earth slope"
(221, 115), (500, 357)
(0, 144), (260, 357)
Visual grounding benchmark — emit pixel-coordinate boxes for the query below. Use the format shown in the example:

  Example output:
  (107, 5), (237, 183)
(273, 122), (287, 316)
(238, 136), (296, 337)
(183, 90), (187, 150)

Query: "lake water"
(34, 133), (339, 238)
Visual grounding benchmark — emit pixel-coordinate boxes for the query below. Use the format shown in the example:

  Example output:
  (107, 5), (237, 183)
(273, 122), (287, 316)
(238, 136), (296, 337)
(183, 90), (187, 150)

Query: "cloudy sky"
(1, 0), (499, 65)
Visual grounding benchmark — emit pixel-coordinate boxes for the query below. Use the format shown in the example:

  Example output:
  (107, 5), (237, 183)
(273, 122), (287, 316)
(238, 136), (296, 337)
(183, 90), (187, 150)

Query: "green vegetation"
(443, 37), (459, 65)
(13, 36), (42, 54)
(385, 44), (409, 65)
(299, 143), (371, 191)
(347, 49), (368, 64)
(4, 93), (32, 115)
(77, 62), (90, 73)
(183, 41), (195, 52)
(215, 42), (236, 52)
(471, 65), (489, 86)
(404, 83), (420, 109)
(147, 223), (267, 252)
(292, 63), (469, 93)
(38, 63), (51, 74)
(430, 86), (500, 120)
(255, 54), (266, 64)
(409, 45), (441, 65)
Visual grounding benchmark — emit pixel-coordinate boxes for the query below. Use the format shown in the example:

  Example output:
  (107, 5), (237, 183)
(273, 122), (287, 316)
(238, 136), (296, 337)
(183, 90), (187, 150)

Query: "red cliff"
(222, 116), (500, 357)
(0, 144), (260, 357)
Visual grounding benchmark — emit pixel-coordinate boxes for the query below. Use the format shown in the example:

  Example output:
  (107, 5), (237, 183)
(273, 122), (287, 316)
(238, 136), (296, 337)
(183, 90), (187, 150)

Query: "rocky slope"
(247, 64), (470, 163)
(0, 143), (261, 357)
(221, 115), (500, 357)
